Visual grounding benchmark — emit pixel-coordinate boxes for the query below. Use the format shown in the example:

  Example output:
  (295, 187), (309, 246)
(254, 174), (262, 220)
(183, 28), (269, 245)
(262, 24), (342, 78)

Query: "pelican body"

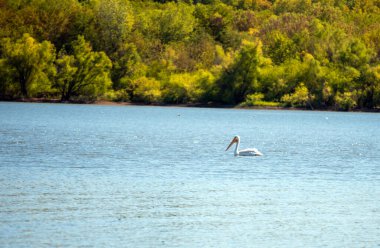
(225, 136), (263, 156)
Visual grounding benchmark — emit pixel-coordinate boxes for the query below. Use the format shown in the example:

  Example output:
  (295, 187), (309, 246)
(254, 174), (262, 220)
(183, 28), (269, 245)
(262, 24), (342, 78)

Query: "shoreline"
(1, 98), (379, 113)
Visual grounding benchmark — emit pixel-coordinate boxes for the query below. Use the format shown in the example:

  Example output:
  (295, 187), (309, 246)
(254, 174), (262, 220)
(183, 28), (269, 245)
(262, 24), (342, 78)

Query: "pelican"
(225, 135), (263, 156)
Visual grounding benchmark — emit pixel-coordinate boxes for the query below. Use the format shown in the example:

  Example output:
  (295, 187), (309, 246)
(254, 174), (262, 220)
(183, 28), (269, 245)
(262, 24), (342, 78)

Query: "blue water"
(0, 102), (379, 247)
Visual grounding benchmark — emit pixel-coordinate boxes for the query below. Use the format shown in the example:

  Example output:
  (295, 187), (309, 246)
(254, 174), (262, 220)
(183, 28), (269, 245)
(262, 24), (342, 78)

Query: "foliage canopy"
(1, 0), (379, 109)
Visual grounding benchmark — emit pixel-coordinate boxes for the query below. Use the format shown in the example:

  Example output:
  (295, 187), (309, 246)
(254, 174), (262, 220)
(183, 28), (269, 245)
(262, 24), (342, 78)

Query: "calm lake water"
(0, 102), (379, 247)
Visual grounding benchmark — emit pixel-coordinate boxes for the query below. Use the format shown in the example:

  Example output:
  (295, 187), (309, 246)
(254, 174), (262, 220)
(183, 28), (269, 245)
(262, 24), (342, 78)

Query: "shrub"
(132, 77), (162, 103)
(104, 90), (130, 102)
(334, 91), (357, 111)
(240, 92), (280, 107)
(281, 83), (313, 107)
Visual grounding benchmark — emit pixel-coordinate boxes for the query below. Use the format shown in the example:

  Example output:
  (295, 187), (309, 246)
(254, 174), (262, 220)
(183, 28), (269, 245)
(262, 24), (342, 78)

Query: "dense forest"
(0, 0), (379, 110)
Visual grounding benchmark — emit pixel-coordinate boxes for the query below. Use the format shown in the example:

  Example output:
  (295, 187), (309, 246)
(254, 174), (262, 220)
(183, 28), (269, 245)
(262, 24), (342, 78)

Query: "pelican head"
(225, 135), (240, 151)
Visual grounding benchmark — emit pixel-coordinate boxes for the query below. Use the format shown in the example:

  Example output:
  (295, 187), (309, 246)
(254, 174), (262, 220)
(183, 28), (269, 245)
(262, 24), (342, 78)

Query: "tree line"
(0, 0), (379, 110)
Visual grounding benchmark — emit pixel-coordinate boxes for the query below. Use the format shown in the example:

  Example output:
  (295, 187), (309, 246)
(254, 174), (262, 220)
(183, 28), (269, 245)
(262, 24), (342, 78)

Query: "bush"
(334, 91), (357, 110)
(281, 83), (312, 107)
(240, 92), (280, 107)
(132, 77), (162, 103)
(161, 70), (217, 104)
(103, 90), (130, 102)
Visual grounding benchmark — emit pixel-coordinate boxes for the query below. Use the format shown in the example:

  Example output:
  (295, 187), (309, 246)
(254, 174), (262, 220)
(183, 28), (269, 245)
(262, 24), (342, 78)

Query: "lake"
(0, 102), (379, 247)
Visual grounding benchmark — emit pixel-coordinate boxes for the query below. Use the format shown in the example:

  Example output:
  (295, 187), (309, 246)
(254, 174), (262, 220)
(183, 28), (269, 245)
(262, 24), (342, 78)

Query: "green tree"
(281, 82), (314, 108)
(373, 65), (380, 108)
(334, 91), (357, 110)
(0, 58), (16, 98)
(1, 33), (56, 97)
(338, 39), (372, 68)
(131, 77), (162, 103)
(30, 0), (80, 49)
(53, 36), (112, 101)
(178, 30), (216, 71)
(137, 2), (195, 44)
(157, 2), (195, 44)
(0, 0), (379, 110)
(161, 70), (216, 103)
(194, 2), (234, 45)
(217, 40), (267, 103)
(111, 43), (146, 90)
(265, 30), (296, 64)
(0, 0), (81, 50)
(273, 0), (312, 15)
(90, 0), (134, 54)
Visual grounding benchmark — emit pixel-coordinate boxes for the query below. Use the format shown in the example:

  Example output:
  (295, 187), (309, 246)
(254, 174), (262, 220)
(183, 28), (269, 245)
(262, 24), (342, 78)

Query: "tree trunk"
(61, 82), (75, 102)
(19, 77), (28, 97)
(61, 93), (71, 102)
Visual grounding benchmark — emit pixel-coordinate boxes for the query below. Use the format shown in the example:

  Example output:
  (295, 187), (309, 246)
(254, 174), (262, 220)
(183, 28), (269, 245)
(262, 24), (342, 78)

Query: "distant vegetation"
(0, 0), (379, 110)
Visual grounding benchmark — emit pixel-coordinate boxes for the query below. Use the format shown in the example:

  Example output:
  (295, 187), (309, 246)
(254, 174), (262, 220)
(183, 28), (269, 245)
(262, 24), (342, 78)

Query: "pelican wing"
(238, 148), (263, 156)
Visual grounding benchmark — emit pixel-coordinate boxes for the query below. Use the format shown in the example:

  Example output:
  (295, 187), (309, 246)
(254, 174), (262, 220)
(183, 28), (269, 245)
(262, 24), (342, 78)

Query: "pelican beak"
(225, 138), (237, 151)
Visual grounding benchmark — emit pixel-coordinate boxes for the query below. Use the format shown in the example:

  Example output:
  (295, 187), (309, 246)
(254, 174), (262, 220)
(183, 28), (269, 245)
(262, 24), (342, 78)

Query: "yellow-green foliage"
(53, 36), (112, 101)
(136, 2), (195, 44)
(334, 92), (357, 111)
(1, 33), (56, 97)
(214, 45), (233, 69)
(281, 83), (312, 107)
(103, 89), (130, 102)
(370, 65), (380, 107)
(132, 77), (162, 103)
(240, 93), (280, 107)
(162, 70), (216, 103)
(0, 0), (379, 109)
(90, 0), (134, 53)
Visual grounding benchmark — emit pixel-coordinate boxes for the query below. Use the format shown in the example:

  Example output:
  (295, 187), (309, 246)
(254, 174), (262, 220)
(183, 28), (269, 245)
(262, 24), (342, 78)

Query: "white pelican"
(225, 135), (263, 156)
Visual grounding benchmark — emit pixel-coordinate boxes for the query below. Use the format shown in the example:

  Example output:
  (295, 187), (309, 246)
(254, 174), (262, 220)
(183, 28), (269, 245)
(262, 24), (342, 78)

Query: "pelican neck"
(234, 140), (239, 156)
